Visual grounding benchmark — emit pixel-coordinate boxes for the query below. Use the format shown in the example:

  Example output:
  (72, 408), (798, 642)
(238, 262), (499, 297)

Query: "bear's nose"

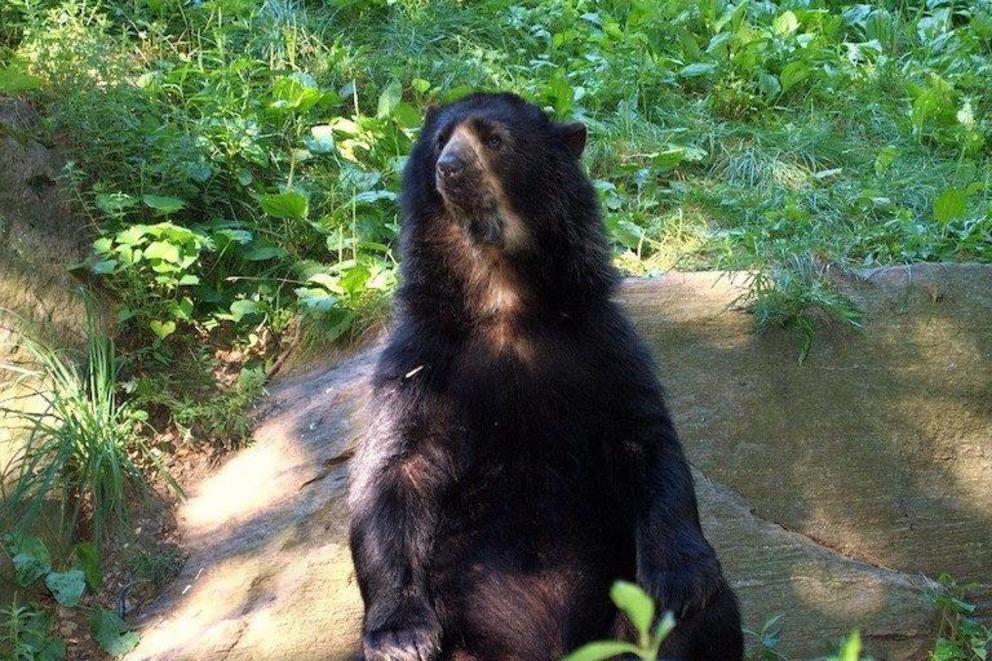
(436, 154), (465, 179)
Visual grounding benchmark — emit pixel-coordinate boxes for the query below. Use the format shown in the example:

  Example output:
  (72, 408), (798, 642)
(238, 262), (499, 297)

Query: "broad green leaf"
(95, 193), (137, 215)
(213, 228), (253, 245)
(0, 64), (43, 93)
(610, 581), (654, 640)
(930, 638), (957, 661)
(271, 73), (321, 113)
(46, 569), (86, 607)
(116, 224), (150, 246)
(353, 190), (398, 204)
(340, 264), (371, 294)
(837, 630), (862, 661)
(561, 641), (642, 661)
(609, 219), (643, 250)
(144, 241), (180, 262)
(295, 286), (338, 312)
(780, 61), (810, 93)
(377, 79), (403, 119)
(547, 73), (574, 116)
(304, 125), (335, 153)
(411, 78), (431, 93)
(653, 148), (686, 172)
(4, 533), (52, 587)
(774, 10), (799, 36)
(243, 245), (288, 261)
(260, 191), (308, 221)
(706, 31), (732, 54)
(229, 299), (264, 322)
(679, 62), (717, 78)
(185, 160), (212, 183)
(169, 297), (194, 320)
(142, 195), (186, 215)
(74, 542), (102, 591)
(308, 272), (344, 293)
(874, 146), (900, 175)
(92, 259), (118, 275)
(90, 608), (140, 657)
(682, 145), (707, 162)
(678, 29), (702, 58)
(442, 84), (475, 103)
(149, 319), (176, 339)
(933, 188), (966, 224)
(865, 10), (895, 45)
(757, 71), (781, 99)
(393, 102), (423, 129)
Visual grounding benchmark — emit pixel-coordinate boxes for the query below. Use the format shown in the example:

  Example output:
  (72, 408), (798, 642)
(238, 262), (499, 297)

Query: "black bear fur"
(348, 92), (743, 661)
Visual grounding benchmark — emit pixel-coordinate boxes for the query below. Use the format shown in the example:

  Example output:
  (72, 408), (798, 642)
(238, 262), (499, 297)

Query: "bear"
(348, 92), (743, 661)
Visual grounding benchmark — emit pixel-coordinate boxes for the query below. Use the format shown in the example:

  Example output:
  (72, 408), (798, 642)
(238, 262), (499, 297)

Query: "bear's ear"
(424, 104), (441, 126)
(559, 122), (587, 158)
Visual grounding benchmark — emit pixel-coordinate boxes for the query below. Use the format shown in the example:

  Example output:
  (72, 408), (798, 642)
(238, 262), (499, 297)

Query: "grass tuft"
(0, 291), (178, 546)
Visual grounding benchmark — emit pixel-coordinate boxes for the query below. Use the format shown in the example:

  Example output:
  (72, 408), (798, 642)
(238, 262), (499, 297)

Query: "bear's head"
(399, 92), (615, 323)
(403, 92), (589, 252)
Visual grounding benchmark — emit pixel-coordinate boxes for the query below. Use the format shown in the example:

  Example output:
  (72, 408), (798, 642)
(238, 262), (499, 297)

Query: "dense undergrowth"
(1, 0), (991, 658)
(2, 0), (991, 363)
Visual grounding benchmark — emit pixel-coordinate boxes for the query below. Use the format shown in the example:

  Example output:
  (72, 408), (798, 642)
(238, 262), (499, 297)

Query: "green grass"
(928, 574), (992, 661)
(0, 292), (177, 546)
(0, 0), (988, 361)
(0, 597), (65, 661)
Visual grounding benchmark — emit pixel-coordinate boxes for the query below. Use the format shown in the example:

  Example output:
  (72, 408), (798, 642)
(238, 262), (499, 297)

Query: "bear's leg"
(657, 580), (744, 661)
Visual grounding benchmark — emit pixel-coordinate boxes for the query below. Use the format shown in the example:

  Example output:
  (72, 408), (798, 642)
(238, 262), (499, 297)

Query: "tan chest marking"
(438, 222), (534, 362)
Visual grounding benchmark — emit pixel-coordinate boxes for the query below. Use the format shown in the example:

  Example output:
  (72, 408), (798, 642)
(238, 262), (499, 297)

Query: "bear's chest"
(447, 333), (606, 457)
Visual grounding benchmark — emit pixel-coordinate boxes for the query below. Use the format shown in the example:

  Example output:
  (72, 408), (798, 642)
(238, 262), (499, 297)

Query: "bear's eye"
(483, 134), (503, 149)
(436, 130), (451, 150)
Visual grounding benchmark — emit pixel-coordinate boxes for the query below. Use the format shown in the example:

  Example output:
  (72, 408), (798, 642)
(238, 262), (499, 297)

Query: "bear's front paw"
(646, 551), (722, 619)
(363, 623), (441, 661)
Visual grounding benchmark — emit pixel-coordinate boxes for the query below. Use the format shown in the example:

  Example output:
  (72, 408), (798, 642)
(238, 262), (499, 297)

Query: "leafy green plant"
(125, 544), (183, 594)
(1, 533), (138, 657)
(4, 0), (990, 380)
(0, 598), (65, 661)
(746, 613), (787, 660)
(131, 365), (267, 448)
(89, 607), (139, 657)
(927, 574), (992, 661)
(2, 534), (94, 607)
(821, 630), (871, 661)
(91, 220), (211, 341)
(562, 581), (676, 661)
(741, 257), (863, 364)
(0, 292), (178, 543)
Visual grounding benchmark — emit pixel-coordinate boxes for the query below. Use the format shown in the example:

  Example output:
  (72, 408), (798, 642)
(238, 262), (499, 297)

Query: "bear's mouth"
(436, 171), (505, 245)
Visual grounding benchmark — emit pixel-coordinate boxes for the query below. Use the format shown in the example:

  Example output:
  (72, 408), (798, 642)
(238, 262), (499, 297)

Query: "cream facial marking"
(435, 121), (529, 252)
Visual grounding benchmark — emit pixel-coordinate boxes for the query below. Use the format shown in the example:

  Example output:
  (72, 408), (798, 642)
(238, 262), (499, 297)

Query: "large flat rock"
(1, 97), (88, 467)
(130, 264), (992, 660)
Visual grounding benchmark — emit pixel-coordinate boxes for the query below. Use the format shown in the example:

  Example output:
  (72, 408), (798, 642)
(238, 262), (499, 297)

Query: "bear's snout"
(436, 152), (466, 179)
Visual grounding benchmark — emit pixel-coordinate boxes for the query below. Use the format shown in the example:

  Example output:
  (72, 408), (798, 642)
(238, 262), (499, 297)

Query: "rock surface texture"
(1, 96), (88, 461)
(0, 96), (87, 343)
(130, 264), (992, 661)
